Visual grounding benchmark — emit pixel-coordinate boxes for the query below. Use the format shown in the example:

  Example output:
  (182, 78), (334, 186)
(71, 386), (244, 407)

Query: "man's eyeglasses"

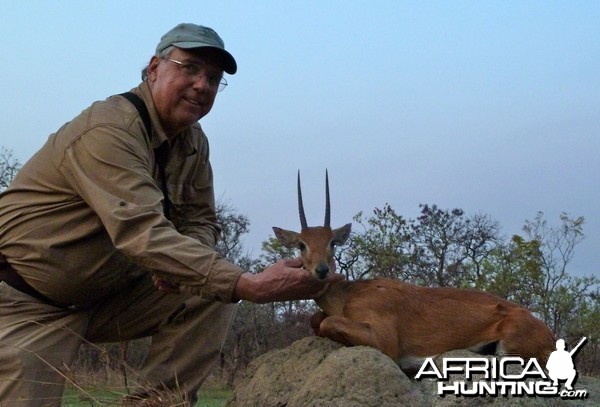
(166, 58), (228, 92)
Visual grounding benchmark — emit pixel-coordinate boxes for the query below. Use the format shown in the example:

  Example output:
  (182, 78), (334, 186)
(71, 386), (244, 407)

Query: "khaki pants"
(0, 274), (235, 406)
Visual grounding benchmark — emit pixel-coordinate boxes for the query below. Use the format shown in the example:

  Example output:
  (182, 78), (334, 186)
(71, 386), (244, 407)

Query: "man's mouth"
(183, 97), (203, 106)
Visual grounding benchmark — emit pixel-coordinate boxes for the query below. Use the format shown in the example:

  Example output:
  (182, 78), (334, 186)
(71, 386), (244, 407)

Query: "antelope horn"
(324, 170), (331, 228)
(297, 171), (308, 230)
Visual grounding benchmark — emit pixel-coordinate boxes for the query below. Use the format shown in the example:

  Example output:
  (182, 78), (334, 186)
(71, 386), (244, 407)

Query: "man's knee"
(171, 297), (235, 336)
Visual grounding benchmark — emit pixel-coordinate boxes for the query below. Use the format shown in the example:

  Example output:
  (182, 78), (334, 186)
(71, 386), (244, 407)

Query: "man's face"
(147, 47), (223, 136)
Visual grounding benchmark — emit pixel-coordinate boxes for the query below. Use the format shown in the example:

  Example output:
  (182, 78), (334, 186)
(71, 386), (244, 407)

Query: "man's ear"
(332, 223), (352, 246)
(146, 56), (161, 81)
(272, 227), (301, 249)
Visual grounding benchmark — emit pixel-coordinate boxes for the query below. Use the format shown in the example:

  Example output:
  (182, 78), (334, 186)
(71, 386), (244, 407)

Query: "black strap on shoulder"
(119, 92), (172, 219)
(120, 92), (152, 137)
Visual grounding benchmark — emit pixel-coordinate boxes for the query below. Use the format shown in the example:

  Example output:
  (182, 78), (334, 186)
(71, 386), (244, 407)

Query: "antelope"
(273, 171), (556, 374)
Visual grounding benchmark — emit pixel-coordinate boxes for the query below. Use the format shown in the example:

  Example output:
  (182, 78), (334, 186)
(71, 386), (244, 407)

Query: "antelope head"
(273, 171), (352, 280)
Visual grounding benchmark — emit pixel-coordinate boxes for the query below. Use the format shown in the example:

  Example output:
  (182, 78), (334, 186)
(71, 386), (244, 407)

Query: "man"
(546, 339), (577, 390)
(0, 23), (340, 405)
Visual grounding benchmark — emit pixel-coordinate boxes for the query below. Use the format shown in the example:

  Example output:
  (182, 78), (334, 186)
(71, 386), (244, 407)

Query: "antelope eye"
(298, 242), (306, 251)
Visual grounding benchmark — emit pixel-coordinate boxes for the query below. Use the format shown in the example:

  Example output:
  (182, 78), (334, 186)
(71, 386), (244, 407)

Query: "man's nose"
(192, 74), (211, 89)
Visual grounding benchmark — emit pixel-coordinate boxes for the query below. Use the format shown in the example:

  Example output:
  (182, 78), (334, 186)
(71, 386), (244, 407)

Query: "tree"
(339, 203), (503, 288)
(407, 204), (501, 287)
(215, 199), (254, 269)
(344, 204), (411, 280)
(521, 212), (594, 334)
(569, 290), (600, 375)
(460, 212), (503, 285)
(478, 235), (545, 310)
(0, 147), (20, 191)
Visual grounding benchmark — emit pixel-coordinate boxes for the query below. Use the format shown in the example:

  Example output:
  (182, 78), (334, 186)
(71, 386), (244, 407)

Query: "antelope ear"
(272, 227), (301, 248)
(332, 223), (352, 246)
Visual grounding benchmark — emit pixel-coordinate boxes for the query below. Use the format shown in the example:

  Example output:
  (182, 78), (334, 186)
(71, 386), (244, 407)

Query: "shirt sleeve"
(58, 123), (244, 302)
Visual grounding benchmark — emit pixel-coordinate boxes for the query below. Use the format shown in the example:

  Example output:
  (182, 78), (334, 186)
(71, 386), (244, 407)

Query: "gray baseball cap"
(156, 23), (237, 74)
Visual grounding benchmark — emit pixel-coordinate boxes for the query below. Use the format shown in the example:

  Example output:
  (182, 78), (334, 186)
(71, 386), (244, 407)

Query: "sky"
(1, 1), (599, 278)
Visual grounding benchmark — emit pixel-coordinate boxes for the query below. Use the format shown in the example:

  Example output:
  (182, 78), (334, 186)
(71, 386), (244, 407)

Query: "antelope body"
(273, 172), (556, 373)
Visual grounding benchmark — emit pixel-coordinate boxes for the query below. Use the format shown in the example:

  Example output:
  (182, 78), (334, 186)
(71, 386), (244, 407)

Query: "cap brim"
(173, 42), (237, 74)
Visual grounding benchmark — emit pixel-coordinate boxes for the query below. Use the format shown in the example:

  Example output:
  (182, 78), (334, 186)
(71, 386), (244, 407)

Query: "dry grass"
(61, 378), (230, 406)
(1, 323), (228, 406)
(60, 360), (231, 406)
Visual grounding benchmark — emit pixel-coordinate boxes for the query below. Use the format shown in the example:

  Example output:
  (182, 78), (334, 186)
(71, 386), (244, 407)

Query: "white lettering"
(522, 358), (546, 379)
(478, 381), (496, 395)
(444, 358), (467, 376)
(560, 389), (587, 399)
(536, 381), (558, 395)
(414, 357), (442, 379)
(465, 358), (489, 379)
(495, 381), (515, 395)
(419, 356), (586, 398)
(500, 357), (525, 380)
(438, 381), (461, 395)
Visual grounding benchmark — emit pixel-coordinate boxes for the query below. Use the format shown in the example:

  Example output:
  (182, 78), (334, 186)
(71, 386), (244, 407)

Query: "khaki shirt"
(0, 82), (244, 305)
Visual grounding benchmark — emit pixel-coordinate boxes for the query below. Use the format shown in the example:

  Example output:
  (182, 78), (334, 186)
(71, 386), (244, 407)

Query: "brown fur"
(311, 279), (555, 370)
(274, 173), (555, 372)
(273, 224), (555, 372)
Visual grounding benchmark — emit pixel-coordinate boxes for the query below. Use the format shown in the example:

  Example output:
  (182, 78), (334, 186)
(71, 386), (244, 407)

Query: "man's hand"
(233, 258), (344, 304)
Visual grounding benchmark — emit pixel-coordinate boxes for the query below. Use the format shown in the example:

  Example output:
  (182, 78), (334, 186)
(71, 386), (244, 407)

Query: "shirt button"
(119, 201), (126, 207)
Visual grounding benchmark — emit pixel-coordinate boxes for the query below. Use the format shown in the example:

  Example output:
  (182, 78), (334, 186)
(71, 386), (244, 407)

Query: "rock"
(288, 346), (424, 407)
(226, 337), (421, 406)
(226, 337), (343, 407)
(227, 338), (600, 407)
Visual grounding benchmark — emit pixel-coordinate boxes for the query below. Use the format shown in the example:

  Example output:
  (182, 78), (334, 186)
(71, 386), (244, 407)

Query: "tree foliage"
(0, 147), (20, 191)
(408, 204), (502, 287)
(214, 199), (256, 270)
(343, 204), (411, 280)
(478, 235), (545, 309)
(343, 203), (502, 288)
